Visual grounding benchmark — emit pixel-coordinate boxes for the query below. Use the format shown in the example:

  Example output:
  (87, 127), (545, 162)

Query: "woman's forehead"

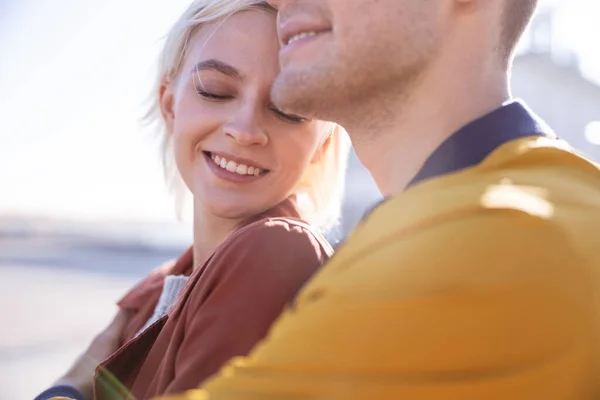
(184, 10), (280, 77)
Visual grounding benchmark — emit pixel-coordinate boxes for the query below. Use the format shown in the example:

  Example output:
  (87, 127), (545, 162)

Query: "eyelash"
(269, 107), (307, 124)
(196, 88), (233, 101)
(195, 87), (307, 124)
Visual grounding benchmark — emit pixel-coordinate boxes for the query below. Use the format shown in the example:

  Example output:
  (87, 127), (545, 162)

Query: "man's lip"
(204, 151), (270, 171)
(278, 19), (331, 47)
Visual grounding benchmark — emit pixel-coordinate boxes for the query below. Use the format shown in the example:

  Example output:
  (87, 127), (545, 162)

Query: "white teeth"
(210, 153), (263, 176)
(287, 31), (318, 46)
(225, 160), (237, 172)
(236, 164), (248, 175)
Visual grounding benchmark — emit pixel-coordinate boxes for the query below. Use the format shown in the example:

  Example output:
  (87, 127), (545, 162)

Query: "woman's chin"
(192, 189), (287, 221)
(203, 201), (267, 221)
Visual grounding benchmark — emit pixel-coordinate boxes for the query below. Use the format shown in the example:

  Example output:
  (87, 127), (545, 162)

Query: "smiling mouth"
(286, 31), (321, 46)
(283, 29), (330, 48)
(205, 152), (268, 176)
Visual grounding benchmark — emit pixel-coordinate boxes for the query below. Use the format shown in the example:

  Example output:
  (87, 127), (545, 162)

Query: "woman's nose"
(224, 107), (268, 147)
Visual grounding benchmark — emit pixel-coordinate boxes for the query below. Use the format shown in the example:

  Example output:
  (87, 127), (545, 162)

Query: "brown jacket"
(93, 199), (333, 399)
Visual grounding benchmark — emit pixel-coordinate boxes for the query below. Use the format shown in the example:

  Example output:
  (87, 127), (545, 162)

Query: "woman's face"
(161, 9), (326, 220)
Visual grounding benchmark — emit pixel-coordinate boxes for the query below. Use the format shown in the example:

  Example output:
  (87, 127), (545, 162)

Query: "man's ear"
(311, 132), (333, 164)
(159, 76), (175, 134)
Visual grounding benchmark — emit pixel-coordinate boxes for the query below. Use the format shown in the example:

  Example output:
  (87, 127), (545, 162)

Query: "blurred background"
(1, 0), (599, 398)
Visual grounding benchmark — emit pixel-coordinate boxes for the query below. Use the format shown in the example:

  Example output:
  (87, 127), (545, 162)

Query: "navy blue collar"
(407, 99), (555, 187)
(356, 100), (555, 225)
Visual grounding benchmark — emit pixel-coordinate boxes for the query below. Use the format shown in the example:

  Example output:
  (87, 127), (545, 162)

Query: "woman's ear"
(311, 132), (333, 164)
(159, 76), (175, 134)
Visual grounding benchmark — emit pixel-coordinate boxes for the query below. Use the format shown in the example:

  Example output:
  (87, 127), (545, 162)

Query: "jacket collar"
(408, 99), (556, 187)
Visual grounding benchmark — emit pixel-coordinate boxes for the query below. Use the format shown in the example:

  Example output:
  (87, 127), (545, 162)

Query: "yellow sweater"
(163, 136), (600, 399)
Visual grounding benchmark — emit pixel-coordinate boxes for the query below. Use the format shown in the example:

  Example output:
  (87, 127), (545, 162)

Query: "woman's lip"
(203, 152), (266, 183)
(205, 151), (270, 172)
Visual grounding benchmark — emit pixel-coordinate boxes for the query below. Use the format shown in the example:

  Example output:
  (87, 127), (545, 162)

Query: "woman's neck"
(191, 201), (245, 270)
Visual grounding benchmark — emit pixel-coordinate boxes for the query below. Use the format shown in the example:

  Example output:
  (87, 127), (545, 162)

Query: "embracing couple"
(39, 0), (600, 399)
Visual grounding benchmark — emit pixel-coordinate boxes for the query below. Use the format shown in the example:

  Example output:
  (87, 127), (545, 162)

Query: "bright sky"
(0, 0), (191, 221)
(0, 0), (599, 222)
(547, 0), (600, 83)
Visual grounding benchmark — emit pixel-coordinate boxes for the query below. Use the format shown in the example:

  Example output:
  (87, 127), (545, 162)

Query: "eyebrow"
(191, 59), (243, 81)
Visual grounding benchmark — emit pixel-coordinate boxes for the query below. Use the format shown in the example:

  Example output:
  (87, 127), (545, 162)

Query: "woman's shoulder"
(226, 216), (333, 258)
(205, 217), (333, 283)
(187, 217), (333, 307)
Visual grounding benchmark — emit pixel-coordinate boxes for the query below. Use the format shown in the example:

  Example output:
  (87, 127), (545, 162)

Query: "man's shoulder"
(313, 137), (600, 286)
(374, 136), (600, 236)
(482, 136), (600, 183)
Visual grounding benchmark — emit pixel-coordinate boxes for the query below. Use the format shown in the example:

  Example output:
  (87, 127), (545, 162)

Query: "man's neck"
(349, 59), (510, 196)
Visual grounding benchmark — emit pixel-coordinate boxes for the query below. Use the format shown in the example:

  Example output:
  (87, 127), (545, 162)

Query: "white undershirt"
(135, 275), (189, 337)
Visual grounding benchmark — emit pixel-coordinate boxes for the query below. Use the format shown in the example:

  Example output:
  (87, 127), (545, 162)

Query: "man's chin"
(271, 70), (322, 118)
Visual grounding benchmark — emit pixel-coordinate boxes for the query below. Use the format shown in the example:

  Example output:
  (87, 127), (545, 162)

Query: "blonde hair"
(144, 0), (349, 231)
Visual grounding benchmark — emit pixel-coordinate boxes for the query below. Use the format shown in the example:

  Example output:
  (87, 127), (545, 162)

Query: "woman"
(35, 1), (348, 399)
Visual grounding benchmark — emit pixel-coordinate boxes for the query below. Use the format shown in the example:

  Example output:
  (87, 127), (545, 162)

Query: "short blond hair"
(145, 0), (349, 231)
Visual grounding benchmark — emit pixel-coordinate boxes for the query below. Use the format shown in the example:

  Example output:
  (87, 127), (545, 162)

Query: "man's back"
(171, 136), (600, 399)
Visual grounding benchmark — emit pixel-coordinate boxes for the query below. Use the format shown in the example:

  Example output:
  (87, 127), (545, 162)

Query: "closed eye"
(270, 106), (307, 124)
(195, 88), (234, 101)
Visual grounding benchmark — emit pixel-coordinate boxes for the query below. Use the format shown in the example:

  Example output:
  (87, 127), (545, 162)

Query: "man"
(169, 0), (600, 398)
